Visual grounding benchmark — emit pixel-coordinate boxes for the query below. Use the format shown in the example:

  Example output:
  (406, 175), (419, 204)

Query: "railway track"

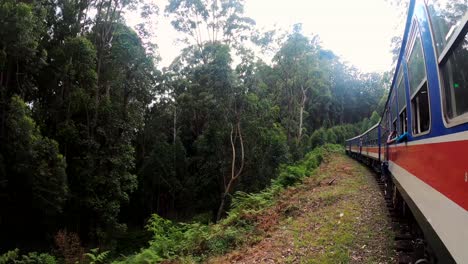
(366, 161), (431, 264)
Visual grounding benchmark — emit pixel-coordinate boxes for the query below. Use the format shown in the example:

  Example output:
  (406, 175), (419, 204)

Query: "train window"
(397, 69), (407, 133)
(400, 109), (407, 133)
(411, 83), (431, 134)
(381, 110), (389, 140)
(408, 34), (426, 97)
(427, 1), (468, 123)
(391, 94), (398, 126)
(426, 0), (467, 56)
(381, 110), (387, 131)
(408, 26), (430, 135)
(440, 34), (468, 120)
(397, 70), (406, 112)
(386, 109), (391, 132)
(392, 96), (399, 132)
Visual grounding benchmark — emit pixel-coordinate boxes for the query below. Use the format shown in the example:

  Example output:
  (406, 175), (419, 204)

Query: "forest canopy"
(0, 0), (388, 260)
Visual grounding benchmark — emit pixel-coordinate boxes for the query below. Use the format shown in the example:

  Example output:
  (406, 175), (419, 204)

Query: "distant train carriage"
(346, 0), (468, 263)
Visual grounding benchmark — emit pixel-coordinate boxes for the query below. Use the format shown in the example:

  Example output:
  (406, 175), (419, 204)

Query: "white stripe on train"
(388, 161), (468, 263)
(389, 130), (468, 147)
(362, 151), (378, 159)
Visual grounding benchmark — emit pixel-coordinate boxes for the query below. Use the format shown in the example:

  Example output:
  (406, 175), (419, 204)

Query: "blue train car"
(346, 0), (468, 263)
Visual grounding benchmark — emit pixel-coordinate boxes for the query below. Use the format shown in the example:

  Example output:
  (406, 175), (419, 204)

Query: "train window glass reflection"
(411, 84), (431, 134)
(397, 69), (408, 133)
(397, 70), (406, 112)
(426, 0), (467, 56)
(441, 33), (468, 120)
(400, 109), (407, 133)
(408, 34), (426, 97)
(408, 26), (430, 135)
(392, 95), (398, 133)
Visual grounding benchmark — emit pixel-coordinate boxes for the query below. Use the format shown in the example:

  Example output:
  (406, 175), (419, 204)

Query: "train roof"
(345, 123), (380, 142)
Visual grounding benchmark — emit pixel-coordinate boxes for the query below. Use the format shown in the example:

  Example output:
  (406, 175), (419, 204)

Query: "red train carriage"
(346, 0), (468, 263)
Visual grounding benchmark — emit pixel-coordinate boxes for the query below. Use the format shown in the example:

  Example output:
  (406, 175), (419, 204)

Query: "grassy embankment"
(209, 151), (395, 263)
(115, 145), (394, 263)
(113, 145), (339, 263)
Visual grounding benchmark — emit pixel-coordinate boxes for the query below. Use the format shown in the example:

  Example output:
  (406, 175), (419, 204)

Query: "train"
(345, 0), (468, 263)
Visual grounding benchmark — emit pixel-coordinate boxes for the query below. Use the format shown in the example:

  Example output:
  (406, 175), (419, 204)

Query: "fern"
(84, 248), (110, 264)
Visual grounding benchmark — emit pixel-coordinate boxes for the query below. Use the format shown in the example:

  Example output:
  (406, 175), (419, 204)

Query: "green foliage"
(117, 145), (340, 263)
(0, 249), (56, 264)
(272, 144), (338, 187)
(307, 115), (380, 150)
(0, 0), (386, 257)
(4, 96), (68, 213)
(84, 248), (110, 264)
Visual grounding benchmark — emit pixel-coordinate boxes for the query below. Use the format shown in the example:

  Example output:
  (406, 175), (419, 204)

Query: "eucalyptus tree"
(162, 0), (259, 220)
(165, 0), (255, 54)
(272, 25), (330, 150)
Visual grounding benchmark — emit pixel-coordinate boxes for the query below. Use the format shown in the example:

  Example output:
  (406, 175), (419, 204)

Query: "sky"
(126, 0), (405, 73)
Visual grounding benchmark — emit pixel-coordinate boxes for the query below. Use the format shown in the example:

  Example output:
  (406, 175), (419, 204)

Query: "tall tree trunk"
(298, 85), (307, 142)
(173, 105), (177, 146)
(216, 121), (244, 221)
(340, 96), (344, 124)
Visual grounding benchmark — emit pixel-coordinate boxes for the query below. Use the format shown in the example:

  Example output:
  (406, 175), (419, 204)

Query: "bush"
(54, 230), (85, 264)
(273, 144), (336, 188)
(0, 249), (57, 264)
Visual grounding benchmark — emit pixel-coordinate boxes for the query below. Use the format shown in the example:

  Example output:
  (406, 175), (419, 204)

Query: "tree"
(165, 0), (255, 51)
(0, 96), (67, 245)
(273, 26), (329, 150)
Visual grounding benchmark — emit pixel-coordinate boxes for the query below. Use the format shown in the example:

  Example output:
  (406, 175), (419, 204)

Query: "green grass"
(242, 153), (394, 264)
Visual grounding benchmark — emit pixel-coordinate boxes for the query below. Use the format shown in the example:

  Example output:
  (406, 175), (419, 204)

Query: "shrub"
(0, 249), (57, 264)
(205, 226), (242, 255)
(54, 229), (85, 264)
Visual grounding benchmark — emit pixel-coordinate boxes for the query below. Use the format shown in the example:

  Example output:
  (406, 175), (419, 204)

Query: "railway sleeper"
(398, 253), (414, 264)
(395, 233), (413, 241)
(396, 240), (414, 252)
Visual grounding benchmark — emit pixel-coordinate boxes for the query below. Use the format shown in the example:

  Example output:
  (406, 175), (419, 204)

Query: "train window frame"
(397, 68), (408, 133)
(392, 95), (398, 134)
(406, 20), (431, 137)
(425, 1), (468, 127)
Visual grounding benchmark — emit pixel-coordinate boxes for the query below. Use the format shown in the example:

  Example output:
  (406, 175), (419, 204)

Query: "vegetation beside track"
(208, 150), (395, 264)
(110, 145), (335, 263)
(111, 146), (394, 263)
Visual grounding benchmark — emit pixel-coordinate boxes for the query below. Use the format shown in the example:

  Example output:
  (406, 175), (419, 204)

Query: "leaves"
(85, 248), (110, 264)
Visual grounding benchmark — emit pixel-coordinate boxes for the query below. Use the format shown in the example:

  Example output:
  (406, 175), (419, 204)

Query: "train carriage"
(346, 0), (468, 263)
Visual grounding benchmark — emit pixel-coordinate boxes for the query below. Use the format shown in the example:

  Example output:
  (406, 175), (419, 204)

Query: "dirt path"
(208, 154), (395, 264)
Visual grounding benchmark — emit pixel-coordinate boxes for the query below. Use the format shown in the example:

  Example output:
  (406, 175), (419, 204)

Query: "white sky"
(126, 0), (405, 73)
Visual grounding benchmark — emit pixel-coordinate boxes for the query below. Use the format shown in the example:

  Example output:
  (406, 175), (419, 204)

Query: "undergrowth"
(113, 144), (343, 263)
(0, 249), (57, 264)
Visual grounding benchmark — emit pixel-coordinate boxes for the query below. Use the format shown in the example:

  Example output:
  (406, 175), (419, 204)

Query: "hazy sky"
(126, 0), (404, 73)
